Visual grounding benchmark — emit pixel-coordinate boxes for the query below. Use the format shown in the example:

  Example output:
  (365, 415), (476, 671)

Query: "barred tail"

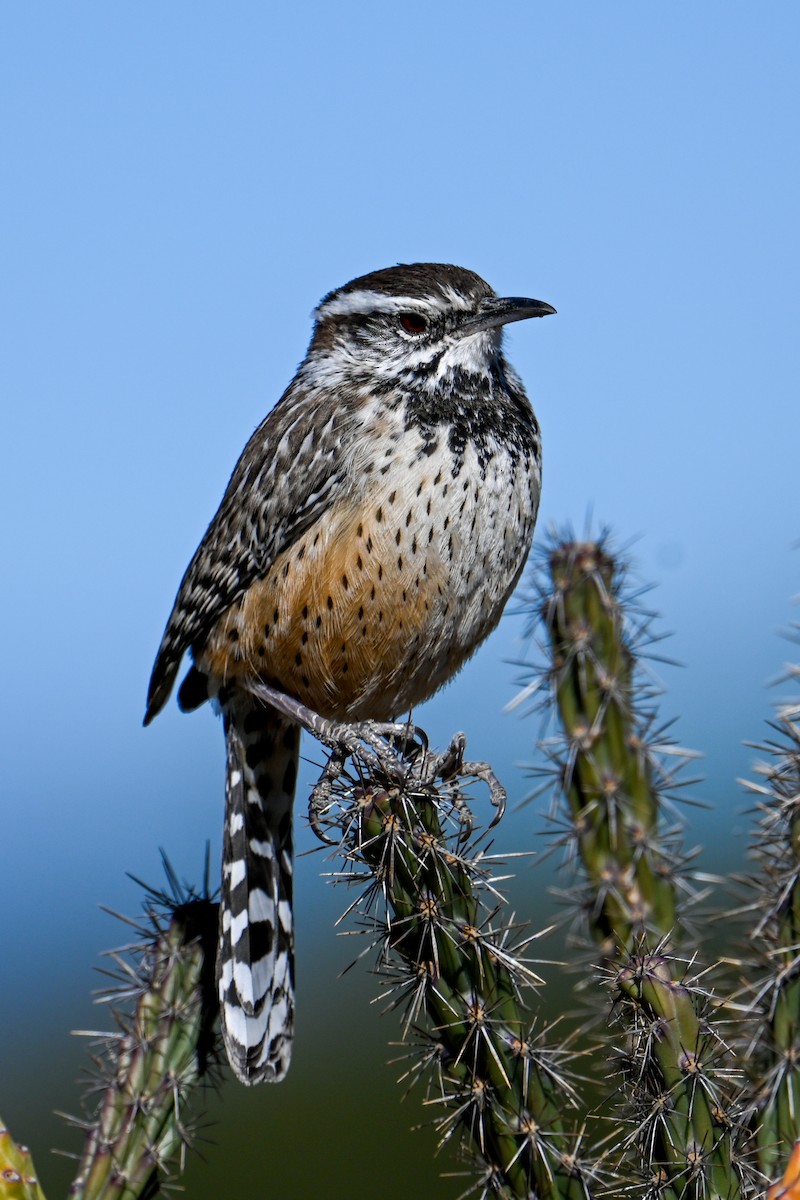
(218, 695), (300, 1084)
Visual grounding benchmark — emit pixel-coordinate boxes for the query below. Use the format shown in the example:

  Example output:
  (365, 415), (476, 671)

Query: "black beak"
(460, 295), (557, 336)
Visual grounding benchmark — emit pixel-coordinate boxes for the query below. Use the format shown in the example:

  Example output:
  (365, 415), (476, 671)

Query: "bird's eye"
(398, 312), (429, 335)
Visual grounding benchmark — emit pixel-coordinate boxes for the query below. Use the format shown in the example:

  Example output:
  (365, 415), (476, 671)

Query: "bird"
(144, 262), (555, 1085)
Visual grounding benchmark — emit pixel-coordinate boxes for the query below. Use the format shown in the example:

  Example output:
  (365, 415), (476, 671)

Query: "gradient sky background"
(2, 5), (799, 1197)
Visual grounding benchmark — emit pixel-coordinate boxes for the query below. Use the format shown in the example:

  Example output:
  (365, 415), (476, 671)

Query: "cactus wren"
(145, 263), (555, 1085)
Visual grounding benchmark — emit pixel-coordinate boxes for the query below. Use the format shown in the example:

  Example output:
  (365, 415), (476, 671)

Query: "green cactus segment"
(69, 898), (218, 1200)
(740, 678), (800, 1179)
(316, 764), (594, 1200)
(615, 953), (745, 1200)
(0, 1123), (46, 1200)
(538, 540), (685, 954)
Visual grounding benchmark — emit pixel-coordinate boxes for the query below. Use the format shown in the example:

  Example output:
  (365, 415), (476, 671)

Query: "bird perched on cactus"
(145, 262), (555, 1084)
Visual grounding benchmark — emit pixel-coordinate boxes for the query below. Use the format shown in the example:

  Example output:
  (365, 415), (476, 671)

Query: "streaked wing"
(145, 386), (344, 722)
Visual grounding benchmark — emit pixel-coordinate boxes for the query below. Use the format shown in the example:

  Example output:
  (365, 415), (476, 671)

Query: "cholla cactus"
(736, 641), (800, 1180)
(66, 869), (218, 1200)
(517, 533), (753, 1198)
(517, 533), (699, 958)
(611, 949), (751, 1198)
(308, 732), (599, 1199)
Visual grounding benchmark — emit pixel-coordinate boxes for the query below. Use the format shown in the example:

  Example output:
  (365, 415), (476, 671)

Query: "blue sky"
(2, 5), (799, 1195)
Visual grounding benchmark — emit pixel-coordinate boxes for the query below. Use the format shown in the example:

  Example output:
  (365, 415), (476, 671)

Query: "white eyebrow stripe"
(314, 288), (469, 321)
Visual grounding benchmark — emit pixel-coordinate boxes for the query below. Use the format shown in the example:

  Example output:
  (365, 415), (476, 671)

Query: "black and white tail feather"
(218, 696), (299, 1084)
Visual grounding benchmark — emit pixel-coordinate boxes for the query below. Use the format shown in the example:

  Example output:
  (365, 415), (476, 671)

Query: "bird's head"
(304, 263), (555, 390)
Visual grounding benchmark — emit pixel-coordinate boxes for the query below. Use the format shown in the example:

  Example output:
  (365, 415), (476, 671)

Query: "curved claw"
(486, 777), (507, 828)
(308, 746), (348, 845)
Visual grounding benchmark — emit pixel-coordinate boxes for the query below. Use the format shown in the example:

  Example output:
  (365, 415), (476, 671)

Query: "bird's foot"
(245, 680), (506, 838)
(418, 732), (507, 832)
(245, 680), (422, 781)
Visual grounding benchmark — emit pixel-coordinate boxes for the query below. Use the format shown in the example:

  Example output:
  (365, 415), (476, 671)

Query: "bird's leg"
(245, 680), (506, 831)
(244, 680), (425, 782)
